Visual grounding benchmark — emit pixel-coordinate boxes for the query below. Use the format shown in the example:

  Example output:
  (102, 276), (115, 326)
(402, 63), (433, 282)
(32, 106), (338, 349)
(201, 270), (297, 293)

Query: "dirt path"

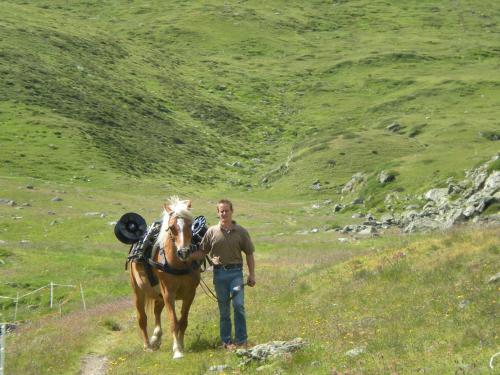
(80, 354), (108, 375)
(78, 298), (133, 375)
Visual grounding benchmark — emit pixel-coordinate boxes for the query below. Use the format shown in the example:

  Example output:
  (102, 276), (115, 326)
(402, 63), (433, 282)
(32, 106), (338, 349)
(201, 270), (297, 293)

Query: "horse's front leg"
(163, 293), (183, 359)
(178, 290), (196, 353)
(150, 298), (164, 350)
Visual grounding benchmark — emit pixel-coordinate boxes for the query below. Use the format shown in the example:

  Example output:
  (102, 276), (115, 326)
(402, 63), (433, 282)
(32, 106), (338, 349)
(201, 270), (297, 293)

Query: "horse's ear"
(187, 200), (192, 209)
(164, 203), (173, 214)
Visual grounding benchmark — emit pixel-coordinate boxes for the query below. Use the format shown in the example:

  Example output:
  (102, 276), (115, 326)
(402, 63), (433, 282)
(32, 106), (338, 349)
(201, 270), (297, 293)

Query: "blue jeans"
(213, 267), (247, 345)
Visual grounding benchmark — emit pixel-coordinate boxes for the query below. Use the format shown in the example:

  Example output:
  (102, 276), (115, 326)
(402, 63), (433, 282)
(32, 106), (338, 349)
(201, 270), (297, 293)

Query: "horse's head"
(157, 197), (194, 262)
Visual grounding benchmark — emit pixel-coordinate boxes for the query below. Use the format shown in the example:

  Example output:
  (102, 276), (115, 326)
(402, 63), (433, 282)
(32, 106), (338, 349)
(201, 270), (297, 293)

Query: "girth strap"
(147, 257), (198, 275)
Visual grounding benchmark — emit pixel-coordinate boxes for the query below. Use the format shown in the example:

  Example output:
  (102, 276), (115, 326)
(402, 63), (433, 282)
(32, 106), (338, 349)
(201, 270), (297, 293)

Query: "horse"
(129, 197), (200, 359)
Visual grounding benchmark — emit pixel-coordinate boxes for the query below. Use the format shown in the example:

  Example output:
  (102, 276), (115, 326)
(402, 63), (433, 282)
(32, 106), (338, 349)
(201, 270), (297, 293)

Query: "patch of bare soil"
(80, 354), (108, 375)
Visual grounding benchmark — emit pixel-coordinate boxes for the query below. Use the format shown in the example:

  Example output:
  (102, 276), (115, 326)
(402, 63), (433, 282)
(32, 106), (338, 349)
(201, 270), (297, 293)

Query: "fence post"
(1, 323), (5, 375)
(80, 284), (87, 312)
(14, 293), (19, 322)
(50, 282), (54, 309)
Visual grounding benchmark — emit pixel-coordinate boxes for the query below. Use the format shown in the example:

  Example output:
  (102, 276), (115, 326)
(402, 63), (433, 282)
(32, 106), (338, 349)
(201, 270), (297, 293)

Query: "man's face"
(217, 203), (233, 223)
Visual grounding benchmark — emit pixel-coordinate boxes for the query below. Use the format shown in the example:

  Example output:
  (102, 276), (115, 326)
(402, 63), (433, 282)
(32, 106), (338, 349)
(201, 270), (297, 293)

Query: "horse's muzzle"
(176, 247), (191, 261)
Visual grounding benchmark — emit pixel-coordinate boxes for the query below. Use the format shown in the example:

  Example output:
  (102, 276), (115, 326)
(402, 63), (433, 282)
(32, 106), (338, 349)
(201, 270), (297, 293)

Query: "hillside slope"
(1, 0), (499, 197)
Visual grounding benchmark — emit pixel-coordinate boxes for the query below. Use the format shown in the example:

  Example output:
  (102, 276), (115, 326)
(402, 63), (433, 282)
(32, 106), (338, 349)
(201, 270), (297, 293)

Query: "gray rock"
(483, 171), (500, 194)
(26, 184), (34, 189)
(236, 338), (306, 362)
(207, 364), (231, 373)
(404, 217), (443, 233)
(378, 170), (396, 184)
(358, 226), (378, 235)
(386, 122), (401, 132)
(0, 199), (16, 206)
(84, 212), (106, 218)
(51, 197), (63, 202)
(424, 188), (449, 204)
(338, 237), (349, 243)
(488, 272), (500, 283)
(342, 173), (365, 194)
(352, 197), (364, 205)
(345, 347), (365, 357)
(380, 213), (395, 224)
(405, 204), (420, 210)
(311, 180), (321, 190)
(333, 204), (344, 212)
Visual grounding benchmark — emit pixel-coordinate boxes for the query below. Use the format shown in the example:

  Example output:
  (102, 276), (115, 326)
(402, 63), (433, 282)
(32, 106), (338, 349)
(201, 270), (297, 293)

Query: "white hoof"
(173, 351), (184, 359)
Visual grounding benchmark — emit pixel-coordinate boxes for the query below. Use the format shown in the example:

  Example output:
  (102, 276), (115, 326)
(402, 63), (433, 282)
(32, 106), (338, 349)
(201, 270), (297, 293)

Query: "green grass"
(1, 0), (499, 195)
(1, 0), (500, 373)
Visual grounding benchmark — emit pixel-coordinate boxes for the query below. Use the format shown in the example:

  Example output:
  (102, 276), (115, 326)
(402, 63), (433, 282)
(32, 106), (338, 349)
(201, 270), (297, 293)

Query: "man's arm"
(246, 253), (256, 287)
(189, 248), (207, 261)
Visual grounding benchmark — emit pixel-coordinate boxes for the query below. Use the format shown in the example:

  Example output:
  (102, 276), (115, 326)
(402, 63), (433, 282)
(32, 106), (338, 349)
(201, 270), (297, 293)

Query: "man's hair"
(217, 199), (233, 212)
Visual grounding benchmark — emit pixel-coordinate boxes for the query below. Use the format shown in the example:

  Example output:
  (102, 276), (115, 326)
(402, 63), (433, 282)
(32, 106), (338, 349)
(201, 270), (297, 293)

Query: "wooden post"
(14, 293), (19, 321)
(0, 323), (5, 375)
(80, 284), (87, 312)
(50, 282), (54, 309)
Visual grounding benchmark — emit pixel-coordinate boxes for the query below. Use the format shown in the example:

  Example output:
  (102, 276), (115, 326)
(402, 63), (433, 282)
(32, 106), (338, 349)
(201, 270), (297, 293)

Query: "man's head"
(217, 199), (233, 225)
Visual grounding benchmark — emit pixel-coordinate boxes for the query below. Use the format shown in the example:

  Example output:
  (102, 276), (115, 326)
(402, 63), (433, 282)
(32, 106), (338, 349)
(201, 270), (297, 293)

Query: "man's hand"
(247, 274), (256, 287)
(211, 256), (221, 265)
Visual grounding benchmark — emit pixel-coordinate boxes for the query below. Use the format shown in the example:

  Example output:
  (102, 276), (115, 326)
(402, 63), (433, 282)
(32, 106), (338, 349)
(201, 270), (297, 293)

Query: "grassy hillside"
(1, 0), (499, 194)
(0, 1), (499, 374)
(5, 224), (499, 374)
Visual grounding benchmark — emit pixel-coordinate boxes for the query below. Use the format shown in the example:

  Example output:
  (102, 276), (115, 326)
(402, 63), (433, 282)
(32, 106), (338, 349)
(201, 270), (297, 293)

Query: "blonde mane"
(155, 196), (193, 249)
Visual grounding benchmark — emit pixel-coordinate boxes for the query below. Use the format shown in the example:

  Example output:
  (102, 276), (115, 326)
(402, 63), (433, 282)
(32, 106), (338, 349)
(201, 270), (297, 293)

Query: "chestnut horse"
(129, 197), (200, 359)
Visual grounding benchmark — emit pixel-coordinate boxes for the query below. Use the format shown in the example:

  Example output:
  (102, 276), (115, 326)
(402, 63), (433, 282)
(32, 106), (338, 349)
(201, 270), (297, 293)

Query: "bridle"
(165, 214), (197, 262)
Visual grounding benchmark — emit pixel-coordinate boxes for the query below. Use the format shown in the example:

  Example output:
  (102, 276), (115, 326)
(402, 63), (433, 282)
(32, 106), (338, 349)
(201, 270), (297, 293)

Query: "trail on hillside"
(80, 354), (108, 375)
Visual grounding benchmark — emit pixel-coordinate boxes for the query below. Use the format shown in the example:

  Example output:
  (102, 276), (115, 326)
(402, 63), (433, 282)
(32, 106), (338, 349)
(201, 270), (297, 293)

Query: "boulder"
(386, 122), (401, 132)
(352, 197), (364, 205)
(378, 170), (396, 184)
(341, 173), (365, 194)
(311, 180), (321, 190)
(483, 171), (500, 194)
(404, 217), (443, 233)
(424, 188), (449, 204)
(358, 226), (378, 235)
(333, 204), (344, 212)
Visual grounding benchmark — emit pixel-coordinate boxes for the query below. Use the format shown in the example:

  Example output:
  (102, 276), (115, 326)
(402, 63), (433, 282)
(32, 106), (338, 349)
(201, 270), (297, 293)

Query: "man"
(190, 199), (256, 349)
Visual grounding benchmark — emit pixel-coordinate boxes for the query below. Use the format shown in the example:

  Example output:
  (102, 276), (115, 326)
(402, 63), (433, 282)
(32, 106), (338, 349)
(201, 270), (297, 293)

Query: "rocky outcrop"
(398, 155), (499, 232)
(334, 154), (499, 235)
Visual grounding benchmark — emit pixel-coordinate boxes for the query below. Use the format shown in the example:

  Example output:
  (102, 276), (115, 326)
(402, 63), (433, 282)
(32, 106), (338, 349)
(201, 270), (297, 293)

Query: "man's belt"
(214, 263), (243, 270)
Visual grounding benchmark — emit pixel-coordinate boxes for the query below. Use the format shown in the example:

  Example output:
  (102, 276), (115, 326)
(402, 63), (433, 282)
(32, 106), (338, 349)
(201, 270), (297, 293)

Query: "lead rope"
(199, 274), (244, 304)
(199, 276), (219, 303)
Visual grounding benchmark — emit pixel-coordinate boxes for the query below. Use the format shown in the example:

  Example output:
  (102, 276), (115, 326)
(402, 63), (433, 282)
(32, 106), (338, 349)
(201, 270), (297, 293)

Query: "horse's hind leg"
(131, 270), (151, 351)
(150, 298), (164, 350)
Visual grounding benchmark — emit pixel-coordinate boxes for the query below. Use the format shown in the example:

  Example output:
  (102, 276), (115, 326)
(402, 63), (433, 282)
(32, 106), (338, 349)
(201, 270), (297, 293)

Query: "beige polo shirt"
(201, 222), (255, 265)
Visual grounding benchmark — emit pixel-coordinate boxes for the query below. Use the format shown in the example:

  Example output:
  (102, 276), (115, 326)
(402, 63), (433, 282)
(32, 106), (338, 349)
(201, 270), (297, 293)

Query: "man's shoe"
(235, 342), (249, 349)
(222, 343), (236, 351)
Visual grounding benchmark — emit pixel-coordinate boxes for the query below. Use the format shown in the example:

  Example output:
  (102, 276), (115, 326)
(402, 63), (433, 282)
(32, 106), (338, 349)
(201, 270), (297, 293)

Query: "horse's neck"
(160, 235), (184, 267)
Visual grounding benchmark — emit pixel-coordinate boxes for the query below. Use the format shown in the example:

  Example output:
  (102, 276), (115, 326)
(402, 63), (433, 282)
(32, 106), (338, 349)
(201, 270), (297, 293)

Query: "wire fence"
(0, 282), (87, 322)
(0, 282), (87, 375)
